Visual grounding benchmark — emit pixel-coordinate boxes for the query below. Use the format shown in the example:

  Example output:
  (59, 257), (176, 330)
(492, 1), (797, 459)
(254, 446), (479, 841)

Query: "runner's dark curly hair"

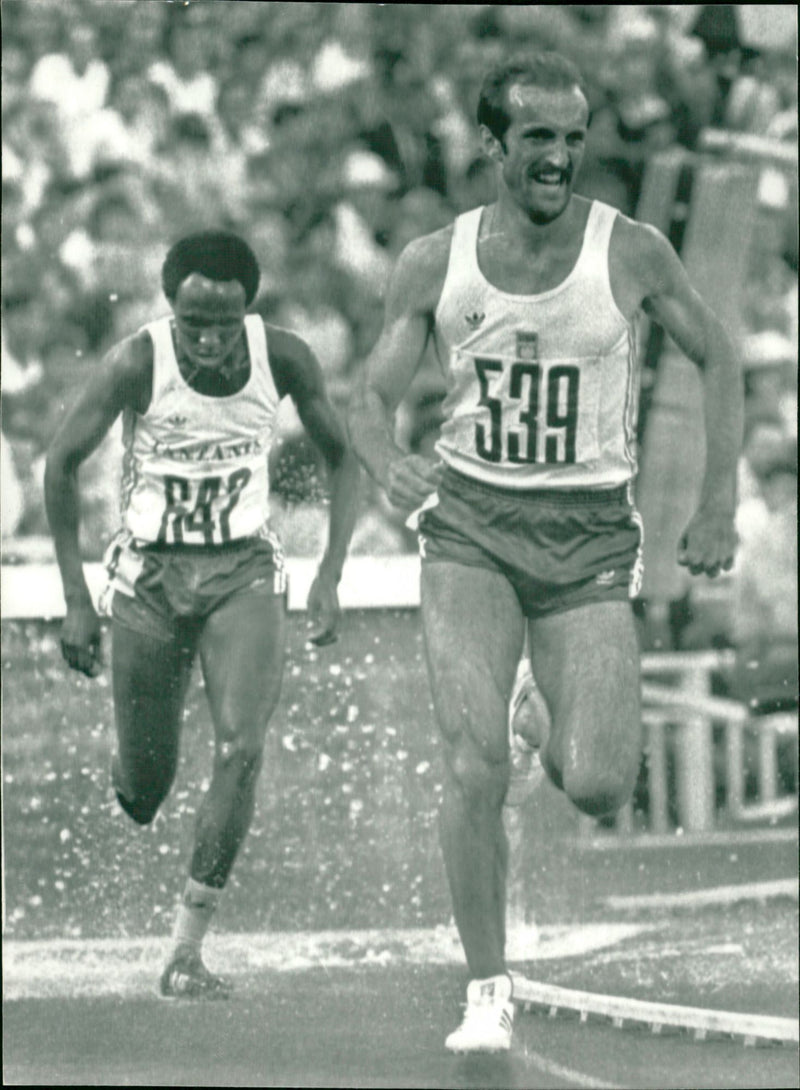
(162, 230), (260, 304)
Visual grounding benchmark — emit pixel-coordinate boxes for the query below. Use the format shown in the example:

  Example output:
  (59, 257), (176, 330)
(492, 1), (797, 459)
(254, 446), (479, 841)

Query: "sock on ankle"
(171, 878), (222, 954)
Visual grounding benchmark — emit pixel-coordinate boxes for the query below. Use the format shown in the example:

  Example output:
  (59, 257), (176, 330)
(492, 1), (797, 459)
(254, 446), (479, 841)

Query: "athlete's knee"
(562, 765), (635, 817)
(115, 789), (164, 825)
(112, 758), (173, 825)
(214, 735), (265, 787)
(444, 735), (508, 804)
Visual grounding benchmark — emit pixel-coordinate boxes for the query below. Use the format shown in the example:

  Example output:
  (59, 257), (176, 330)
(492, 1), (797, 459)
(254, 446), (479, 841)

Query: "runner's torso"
(120, 314), (280, 545)
(433, 200), (641, 489)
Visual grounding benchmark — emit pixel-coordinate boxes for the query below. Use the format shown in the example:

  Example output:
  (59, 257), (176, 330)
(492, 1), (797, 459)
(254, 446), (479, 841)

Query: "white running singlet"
(433, 201), (641, 489)
(120, 314), (280, 545)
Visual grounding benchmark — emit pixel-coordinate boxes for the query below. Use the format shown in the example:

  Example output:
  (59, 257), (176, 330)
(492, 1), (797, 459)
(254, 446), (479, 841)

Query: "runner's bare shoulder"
(609, 213), (673, 318)
(387, 224), (454, 319)
(102, 327), (155, 414)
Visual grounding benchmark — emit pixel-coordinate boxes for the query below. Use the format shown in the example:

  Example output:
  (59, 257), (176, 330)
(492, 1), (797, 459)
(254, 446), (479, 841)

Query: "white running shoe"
(445, 974), (515, 1053)
(505, 661), (548, 808)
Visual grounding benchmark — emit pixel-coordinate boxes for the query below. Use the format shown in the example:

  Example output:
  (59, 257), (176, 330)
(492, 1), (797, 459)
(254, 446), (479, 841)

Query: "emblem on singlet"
(516, 331), (539, 361)
(465, 311), (485, 330)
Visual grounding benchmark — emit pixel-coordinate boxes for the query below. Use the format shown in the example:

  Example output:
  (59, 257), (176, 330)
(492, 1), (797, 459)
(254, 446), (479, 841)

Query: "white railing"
(581, 651), (798, 840)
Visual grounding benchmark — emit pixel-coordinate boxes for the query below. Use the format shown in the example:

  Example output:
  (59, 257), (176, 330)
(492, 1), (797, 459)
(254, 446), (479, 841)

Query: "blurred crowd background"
(1, 2), (797, 688)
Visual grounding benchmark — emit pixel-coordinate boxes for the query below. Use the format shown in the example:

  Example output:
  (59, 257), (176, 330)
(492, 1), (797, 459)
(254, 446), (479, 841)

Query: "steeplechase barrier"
(511, 973), (799, 1048)
(579, 650), (797, 842)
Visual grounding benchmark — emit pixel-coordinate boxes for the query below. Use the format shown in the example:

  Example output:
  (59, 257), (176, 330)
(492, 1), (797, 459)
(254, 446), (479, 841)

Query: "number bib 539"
(471, 353), (601, 466)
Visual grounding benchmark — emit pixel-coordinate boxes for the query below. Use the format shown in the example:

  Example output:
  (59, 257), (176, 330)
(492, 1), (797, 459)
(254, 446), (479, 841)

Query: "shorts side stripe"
(627, 482), (645, 598)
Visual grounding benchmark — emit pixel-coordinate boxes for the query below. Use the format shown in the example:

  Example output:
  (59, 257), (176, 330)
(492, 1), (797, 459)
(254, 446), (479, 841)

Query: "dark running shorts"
(418, 468), (643, 619)
(103, 532), (287, 644)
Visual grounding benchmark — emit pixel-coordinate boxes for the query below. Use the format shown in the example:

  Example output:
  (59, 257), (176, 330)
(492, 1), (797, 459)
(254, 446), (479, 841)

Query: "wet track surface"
(4, 964), (799, 1089)
(3, 616), (799, 1086)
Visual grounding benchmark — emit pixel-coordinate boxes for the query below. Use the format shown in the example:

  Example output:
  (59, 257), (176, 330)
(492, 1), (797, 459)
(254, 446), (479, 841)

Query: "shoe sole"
(158, 973), (232, 1001)
(158, 987), (231, 1001)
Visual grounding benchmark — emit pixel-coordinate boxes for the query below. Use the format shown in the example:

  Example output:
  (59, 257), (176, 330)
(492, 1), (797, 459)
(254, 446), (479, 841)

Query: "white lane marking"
(605, 878), (798, 911)
(524, 1045), (627, 1090)
(3, 923), (648, 1000)
(577, 827), (798, 851)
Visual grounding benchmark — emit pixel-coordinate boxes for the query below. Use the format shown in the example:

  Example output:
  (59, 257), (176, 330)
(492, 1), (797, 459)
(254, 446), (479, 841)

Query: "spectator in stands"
(688, 4), (746, 127)
(738, 412), (792, 510)
(431, 78), (477, 186)
(222, 31), (272, 106)
(156, 113), (246, 232)
(60, 190), (163, 338)
(1, 39), (32, 112)
(1, 431), (25, 541)
(311, 5), (374, 98)
(379, 59), (450, 195)
(664, 34), (718, 150)
(274, 253), (354, 405)
(765, 51), (798, 144)
(240, 153), (291, 289)
(6, 0), (64, 59)
(743, 174), (798, 337)
(2, 132), (39, 258)
(724, 49), (783, 135)
(99, 75), (171, 171)
(450, 155), (497, 214)
(213, 78), (270, 161)
(28, 19), (110, 120)
(147, 20), (218, 118)
(579, 17), (674, 215)
(390, 186), (452, 254)
(3, 98), (71, 217)
(333, 150), (398, 295)
(731, 445), (798, 712)
(742, 333), (797, 441)
(111, 0), (168, 78)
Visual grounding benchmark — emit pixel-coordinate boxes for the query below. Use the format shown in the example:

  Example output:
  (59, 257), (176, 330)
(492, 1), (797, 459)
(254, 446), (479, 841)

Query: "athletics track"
(2, 589), (798, 1087)
(4, 919), (798, 1088)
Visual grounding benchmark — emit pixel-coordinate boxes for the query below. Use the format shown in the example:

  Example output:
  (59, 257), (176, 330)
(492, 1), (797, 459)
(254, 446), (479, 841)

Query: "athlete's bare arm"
(612, 218), (743, 578)
(348, 229), (452, 514)
(267, 325), (360, 644)
(44, 333), (153, 675)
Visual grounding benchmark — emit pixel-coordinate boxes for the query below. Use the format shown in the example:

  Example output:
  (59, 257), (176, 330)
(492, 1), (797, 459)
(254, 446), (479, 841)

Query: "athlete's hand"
(678, 506), (738, 578)
(306, 568), (341, 647)
(384, 455), (443, 514)
(60, 599), (104, 677)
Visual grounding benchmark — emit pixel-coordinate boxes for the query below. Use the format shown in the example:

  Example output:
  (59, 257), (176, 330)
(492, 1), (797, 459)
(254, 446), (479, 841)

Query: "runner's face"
(497, 83), (589, 224)
(172, 275), (247, 370)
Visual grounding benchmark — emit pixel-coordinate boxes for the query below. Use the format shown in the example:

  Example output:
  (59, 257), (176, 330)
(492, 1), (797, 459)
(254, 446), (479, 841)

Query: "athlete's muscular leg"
(528, 601), (641, 816)
(191, 590), (286, 888)
(422, 562), (525, 980)
(112, 622), (195, 824)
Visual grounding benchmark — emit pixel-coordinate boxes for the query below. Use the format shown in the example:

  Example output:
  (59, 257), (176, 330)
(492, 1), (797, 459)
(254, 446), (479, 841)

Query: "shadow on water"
(451, 1052), (520, 1089)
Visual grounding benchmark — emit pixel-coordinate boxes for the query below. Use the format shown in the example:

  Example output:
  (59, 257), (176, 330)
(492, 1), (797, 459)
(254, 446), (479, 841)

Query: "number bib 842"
(157, 468), (253, 545)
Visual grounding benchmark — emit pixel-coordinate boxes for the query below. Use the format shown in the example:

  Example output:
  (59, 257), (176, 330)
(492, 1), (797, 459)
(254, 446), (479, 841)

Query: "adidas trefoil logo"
(465, 311), (485, 330)
(166, 413), (189, 428)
